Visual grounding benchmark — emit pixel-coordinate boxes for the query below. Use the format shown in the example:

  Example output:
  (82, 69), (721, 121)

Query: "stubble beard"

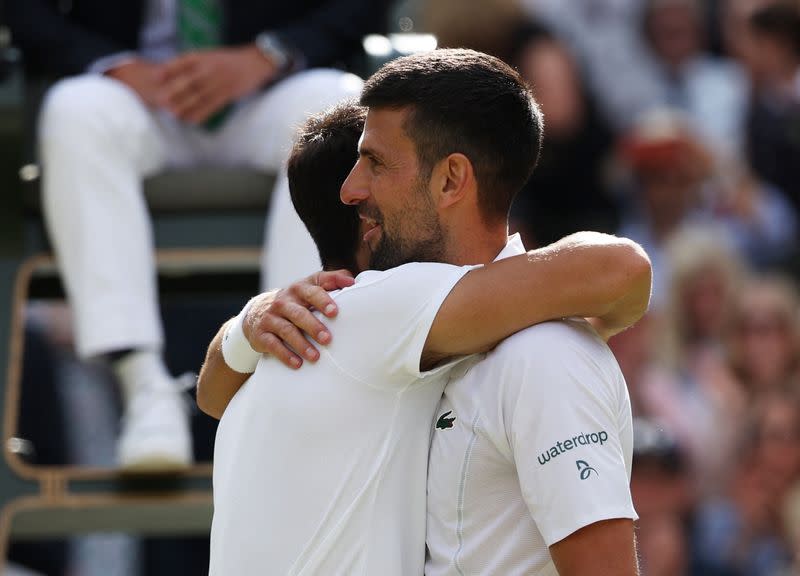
(369, 179), (446, 271)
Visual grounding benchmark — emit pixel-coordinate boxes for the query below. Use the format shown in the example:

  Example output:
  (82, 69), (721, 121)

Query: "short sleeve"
(502, 321), (638, 546)
(323, 262), (477, 388)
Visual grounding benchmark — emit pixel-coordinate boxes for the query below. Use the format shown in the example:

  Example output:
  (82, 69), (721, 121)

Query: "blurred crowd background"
(3, 0), (800, 574)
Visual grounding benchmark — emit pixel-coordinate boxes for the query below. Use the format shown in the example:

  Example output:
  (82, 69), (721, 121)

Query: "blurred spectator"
(720, 0), (776, 62)
(712, 167), (797, 270)
(693, 391), (800, 576)
(616, 109), (715, 306)
(642, 0), (748, 161)
(742, 1), (800, 214)
(637, 227), (747, 495)
(657, 227), (744, 371)
(4, 0), (386, 470)
(630, 419), (693, 576)
(607, 313), (658, 416)
(520, 0), (664, 132)
(508, 22), (619, 247)
(723, 275), (800, 400)
(617, 109), (795, 305)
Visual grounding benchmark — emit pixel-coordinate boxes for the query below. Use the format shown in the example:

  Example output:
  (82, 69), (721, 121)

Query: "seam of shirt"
(454, 412), (481, 576)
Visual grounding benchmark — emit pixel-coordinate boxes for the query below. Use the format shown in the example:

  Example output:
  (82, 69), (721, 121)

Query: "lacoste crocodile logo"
(436, 411), (456, 429)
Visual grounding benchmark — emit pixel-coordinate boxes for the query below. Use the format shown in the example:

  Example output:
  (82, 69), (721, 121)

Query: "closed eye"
(363, 153), (383, 172)
(358, 146), (384, 170)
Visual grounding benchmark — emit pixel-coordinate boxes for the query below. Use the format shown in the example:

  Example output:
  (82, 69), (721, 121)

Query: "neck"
(445, 222), (509, 265)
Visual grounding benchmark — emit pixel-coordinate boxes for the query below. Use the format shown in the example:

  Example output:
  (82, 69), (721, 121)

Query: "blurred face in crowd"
(722, 0), (770, 61)
(754, 396), (800, 490)
(636, 515), (689, 576)
(646, 0), (703, 70)
(638, 166), (699, 237)
(341, 107), (446, 271)
(747, 29), (797, 88)
(728, 280), (800, 390)
(629, 126), (712, 239)
(518, 39), (584, 138)
(680, 265), (731, 341)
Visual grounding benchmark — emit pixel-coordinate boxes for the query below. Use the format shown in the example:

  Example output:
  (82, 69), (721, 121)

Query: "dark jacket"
(5, 0), (388, 77)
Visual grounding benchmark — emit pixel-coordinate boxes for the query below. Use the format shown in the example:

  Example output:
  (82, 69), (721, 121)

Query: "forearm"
(540, 232), (651, 333)
(580, 235), (652, 339)
(424, 232), (651, 361)
(196, 320), (251, 420)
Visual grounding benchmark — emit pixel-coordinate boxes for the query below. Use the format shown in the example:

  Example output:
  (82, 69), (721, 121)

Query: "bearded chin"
(369, 235), (406, 271)
(369, 230), (446, 271)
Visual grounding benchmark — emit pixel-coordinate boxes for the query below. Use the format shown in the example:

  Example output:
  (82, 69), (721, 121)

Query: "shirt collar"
(494, 233), (526, 261)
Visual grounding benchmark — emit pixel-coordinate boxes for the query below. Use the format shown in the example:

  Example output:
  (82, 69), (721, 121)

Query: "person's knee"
(39, 75), (151, 144)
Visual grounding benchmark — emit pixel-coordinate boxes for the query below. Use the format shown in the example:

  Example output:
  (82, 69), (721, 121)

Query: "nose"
(341, 159), (369, 205)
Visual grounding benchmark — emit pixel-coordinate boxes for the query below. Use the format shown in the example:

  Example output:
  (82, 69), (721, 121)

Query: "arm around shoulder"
(423, 232), (652, 364)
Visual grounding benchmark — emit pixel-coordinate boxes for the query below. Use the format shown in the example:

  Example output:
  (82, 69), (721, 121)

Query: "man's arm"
(550, 519), (640, 576)
(422, 232), (651, 368)
(493, 322), (639, 576)
(197, 319), (249, 420)
(241, 232), (650, 368)
(196, 271), (354, 419)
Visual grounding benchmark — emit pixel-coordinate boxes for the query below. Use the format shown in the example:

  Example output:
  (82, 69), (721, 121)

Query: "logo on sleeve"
(436, 411), (456, 429)
(537, 431), (609, 466)
(576, 460), (597, 480)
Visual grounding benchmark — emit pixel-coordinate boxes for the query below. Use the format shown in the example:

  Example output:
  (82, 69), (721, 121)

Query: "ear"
(432, 153), (475, 210)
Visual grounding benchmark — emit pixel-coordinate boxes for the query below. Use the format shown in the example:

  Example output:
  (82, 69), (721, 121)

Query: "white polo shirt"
(426, 240), (637, 576)
(210, 261), (475, 576)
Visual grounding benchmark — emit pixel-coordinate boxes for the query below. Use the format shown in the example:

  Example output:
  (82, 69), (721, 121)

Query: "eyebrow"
(358, 145), (384, 163)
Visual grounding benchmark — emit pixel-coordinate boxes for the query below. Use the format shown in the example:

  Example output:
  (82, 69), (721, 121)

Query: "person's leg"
(38, 75), (192, 469)
(215, 69), (364, 288)
(39, 75), (167, 357)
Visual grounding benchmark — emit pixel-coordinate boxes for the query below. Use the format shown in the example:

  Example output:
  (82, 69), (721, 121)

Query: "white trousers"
(39, 69), (363, 358)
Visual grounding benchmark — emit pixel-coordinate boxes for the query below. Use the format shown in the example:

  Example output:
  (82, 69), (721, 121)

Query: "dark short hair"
(361, 48), (544, 224)
(749, 2), (800, 58)
(287, 101), (366, 272)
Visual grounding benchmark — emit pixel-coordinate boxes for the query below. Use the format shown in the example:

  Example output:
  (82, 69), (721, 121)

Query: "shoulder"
(480, 319), (623, 404)
(332, 262), (476, 308)
(491, 318), (608, 362)
(349, 262), (466, 289)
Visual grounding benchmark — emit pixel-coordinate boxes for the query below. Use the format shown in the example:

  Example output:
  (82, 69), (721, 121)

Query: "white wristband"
(222, 298), (261, 373)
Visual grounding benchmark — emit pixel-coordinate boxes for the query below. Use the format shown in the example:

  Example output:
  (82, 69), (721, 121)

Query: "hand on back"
(242, 270), (354, 368)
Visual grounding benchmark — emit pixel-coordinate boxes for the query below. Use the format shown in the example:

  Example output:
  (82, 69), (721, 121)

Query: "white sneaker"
(115, 352), (194, 472)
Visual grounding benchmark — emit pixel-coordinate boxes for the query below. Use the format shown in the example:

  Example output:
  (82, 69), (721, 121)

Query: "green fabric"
(178, 0), (229, 130)
(178, 0), (221, 49)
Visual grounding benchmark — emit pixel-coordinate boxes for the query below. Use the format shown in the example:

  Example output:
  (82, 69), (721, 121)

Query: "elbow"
(617, 239), (653, 318)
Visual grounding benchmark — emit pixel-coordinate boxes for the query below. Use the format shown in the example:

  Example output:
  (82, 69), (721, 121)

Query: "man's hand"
(159, 45), (279, 124)
(106, 59), (165, 107)
(243, 270), (354, 368)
